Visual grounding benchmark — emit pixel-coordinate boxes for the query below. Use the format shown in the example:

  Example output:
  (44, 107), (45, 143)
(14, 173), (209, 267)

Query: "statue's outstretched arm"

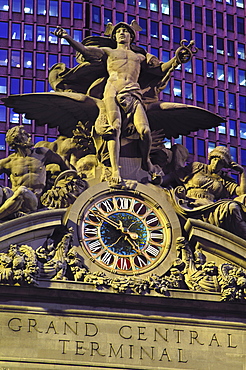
(51, 27), (104, 60)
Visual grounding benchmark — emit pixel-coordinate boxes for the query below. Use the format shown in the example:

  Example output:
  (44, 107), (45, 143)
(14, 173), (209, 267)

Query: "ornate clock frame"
(65, 182), (181, 278)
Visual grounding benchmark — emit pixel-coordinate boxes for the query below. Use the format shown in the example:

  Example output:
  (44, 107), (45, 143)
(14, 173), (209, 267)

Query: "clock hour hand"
(91, 209), (138, 240)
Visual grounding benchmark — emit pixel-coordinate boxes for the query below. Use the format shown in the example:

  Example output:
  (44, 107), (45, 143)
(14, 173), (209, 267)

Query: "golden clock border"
(64, 182), (182, 278)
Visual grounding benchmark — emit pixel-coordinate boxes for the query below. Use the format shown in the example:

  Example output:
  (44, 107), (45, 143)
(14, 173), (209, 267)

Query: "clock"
(65, 182), (181, 277)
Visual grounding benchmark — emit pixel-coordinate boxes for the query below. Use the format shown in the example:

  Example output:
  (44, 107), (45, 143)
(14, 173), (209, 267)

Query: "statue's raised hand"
(51, 26), (68, 38)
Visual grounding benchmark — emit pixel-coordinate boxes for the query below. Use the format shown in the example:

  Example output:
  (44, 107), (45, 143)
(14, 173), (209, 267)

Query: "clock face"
(78, 190), (172, 275)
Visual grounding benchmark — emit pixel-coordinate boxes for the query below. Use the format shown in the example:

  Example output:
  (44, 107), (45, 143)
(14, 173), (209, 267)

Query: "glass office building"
(0, 0), (245, 185)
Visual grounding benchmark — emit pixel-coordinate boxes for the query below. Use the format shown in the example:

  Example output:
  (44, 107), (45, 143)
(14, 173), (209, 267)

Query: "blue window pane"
(0, 106), (6, 121)
(24, 24), (33, 41)
(196, 59), (203, 76)
(0, 22), (8, 38)
(229, 119), (236, 136)
(92, 6), (100, 23)
(48, 54), (58, 68)
(139, 18), (147, 35)
(23, 79), (33, 93)
(207, 61), (214, 78)
(37, 26), (45, 42)
(238, 43), (245, 59)
(151, 21), (158, 38)
(10, 78), (20, 94)
(228, 66), (235, 83)
(49, 0), (58, 16)
(184, 3), (191, 21)
(12, 23), (20, 40)
(13, 0), (21, 12)
(195, 32), (203, 49)
(208, 141), (216, 153)
(239, 69), (246, 86)
(34, 136), (44, 144)
(240, 122), (246, 139)
(104, 9), (112, 25)
(217, 38), (224, 55)
(74, 30), (82, 42)
(173, 0), (180, 18)
(22, 115), (31, 124)
(128, 0), (135, 5)
(207, 88), (214, 105)
(150, 0), (158, 11)
(127, 15), (134, 25)
(37, 0), (46, 15)
(229, 93), (236, 110)
(227, 40), (234, 57)
(62, 1), (70, 18)
(151, 48), (158, 57)
(0, 134), (5, 150)
(0, 0), (9, 11)
(74, 3), (82, 19)
(24, 0), (33, 13)
(36, 81), (45, 93)
(61, 55), (70, 66)
(24, 52), (33, 68)
(218, 91), (225, 107)
(230, 147), (237, 161)
(116, 12), (124, 23)
(11, 50), (21, 68)
(217, 64), (224, 80)
(185, 60), (192, 73)
(162, 50), (170, 63)
(49, 27), (58, 44)
(174, 135), (182, 144)
(241, 149), (246, 166)
(36, 53), (45, 70)
(184, 29), (192, 42)
(186, 137), (194, 154)
(48, 137), (56, 142)
(185, 83), (192, 99)
(0, 77), (7, 94)
(139, 0), (147, 8)
(195, 6), (202, 23)
(161, 0), (169, 14)
(206, 35), (214, 52)
(10, 109), (19, 123)
(197, 139), (205, 156)
(173, 27), (181, 44)
(240, 96), (246, 112)
(218, 122), (226, 134)
(162, 24), (169, 41)
(196, 85), (204, 102)
(174, 80), (182, 97)
(0, 49), (8, 66)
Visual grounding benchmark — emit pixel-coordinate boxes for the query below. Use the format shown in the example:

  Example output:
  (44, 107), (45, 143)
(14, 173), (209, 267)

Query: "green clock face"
(79, 191), (171, 275)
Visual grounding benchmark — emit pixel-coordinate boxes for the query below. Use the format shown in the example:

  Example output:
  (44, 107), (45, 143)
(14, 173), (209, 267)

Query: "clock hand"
(123, 234), (141, 254)
(91, 209), (138, 240)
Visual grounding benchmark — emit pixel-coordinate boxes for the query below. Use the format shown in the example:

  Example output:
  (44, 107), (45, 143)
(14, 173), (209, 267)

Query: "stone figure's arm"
(51, 27), (105, 60)
(0, 157), (11, 175)
(231, 162), (246, 195)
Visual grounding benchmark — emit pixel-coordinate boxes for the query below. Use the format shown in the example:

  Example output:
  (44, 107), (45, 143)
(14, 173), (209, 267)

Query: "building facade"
(0, 0), (246, 186)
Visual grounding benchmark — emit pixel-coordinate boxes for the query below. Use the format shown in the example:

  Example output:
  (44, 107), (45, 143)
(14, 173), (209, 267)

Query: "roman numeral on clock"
(100, 199), (114, 213)
(145, 245), (160, 257)
(88, 240), (102, 253)
(101, 251), (114, 265)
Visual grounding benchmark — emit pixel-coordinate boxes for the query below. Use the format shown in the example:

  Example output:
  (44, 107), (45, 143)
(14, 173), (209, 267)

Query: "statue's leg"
(103, 95), (122, 184)
(133, 104), (156, 173)
(0, 186), (33, 219)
